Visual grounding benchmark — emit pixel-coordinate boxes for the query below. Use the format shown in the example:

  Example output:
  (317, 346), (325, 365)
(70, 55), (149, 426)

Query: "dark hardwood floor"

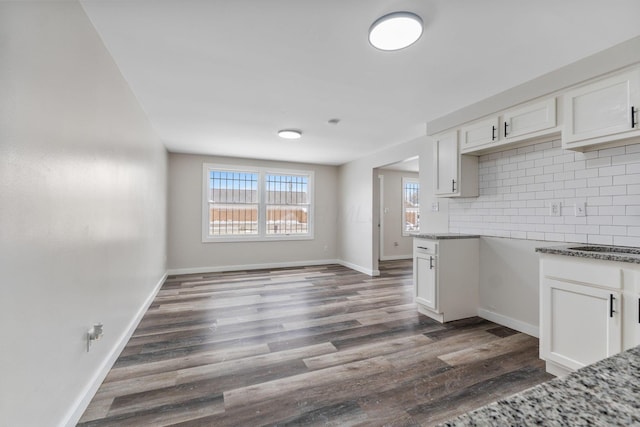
(78, 260), (553, 426)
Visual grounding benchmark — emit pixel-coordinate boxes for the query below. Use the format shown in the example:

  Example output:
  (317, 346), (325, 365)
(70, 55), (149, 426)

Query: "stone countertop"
(536, 244), (640, 264)
(412, 233), (480, 240)
(440, 345), (640, 426)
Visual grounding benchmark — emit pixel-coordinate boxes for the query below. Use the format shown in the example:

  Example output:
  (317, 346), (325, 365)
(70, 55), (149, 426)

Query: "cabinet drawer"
(414, 239), (437, 255)
(542, 256), (621, 289)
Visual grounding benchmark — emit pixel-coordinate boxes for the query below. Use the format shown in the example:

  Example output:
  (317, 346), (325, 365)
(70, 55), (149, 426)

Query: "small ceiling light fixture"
(328, 118), (341, 125)
(369, 11), (423, 51)
(278, 129), (302, 139)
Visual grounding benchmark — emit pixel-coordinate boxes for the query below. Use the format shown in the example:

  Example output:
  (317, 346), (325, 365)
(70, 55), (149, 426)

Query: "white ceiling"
(81, 0), (640, 166)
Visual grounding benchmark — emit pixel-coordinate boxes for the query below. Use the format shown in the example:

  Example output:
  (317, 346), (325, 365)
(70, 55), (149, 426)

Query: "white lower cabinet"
(415, 250), (437, 310)
(541, 278), (621, 373)
(413, 237), (479, 323)
(539, 254), (640, 377)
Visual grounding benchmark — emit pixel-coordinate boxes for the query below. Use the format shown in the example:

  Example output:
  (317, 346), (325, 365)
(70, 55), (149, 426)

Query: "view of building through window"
(208, 170), (259, 236)
(204, 165), (313, 240)
(403, 178), (420, 235)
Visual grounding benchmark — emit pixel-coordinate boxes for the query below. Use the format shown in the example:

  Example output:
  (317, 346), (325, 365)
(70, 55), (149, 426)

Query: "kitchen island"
(440, 345), (640, 426)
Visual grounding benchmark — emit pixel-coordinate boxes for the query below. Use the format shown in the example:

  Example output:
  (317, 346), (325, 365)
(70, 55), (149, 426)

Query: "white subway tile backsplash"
(544, 164), (564, 174)
(588, 235), (613, 245)
(613, 236), (640, 246)
(612, 152), (640, 165)
(600, 225), (627, 236)
(576, 187), (599, 197)
(588, 176), (612, 187)
(613, 174), (640, 185)
(586, 157), (611, 168)
(575, 168), (599, 179)
(449, 139), (640, 245)
(598, 165), (626, 177)
(600, 185), (627, 196)
(599, 146), (626, 157)
(627, 184), (640, 195)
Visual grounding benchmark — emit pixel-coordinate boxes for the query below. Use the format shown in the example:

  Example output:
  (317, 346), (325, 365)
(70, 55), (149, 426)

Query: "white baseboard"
(477, 308), (539, 338)
(63, 271), (167, 427)
(167, 259), (340, 276)
(379, 254), (412, 261)
(337, 260), (380, 277)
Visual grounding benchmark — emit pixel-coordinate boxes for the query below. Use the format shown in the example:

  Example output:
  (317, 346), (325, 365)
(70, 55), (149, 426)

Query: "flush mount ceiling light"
(278, 129), (302, 139)
(369, 11), (423, 51)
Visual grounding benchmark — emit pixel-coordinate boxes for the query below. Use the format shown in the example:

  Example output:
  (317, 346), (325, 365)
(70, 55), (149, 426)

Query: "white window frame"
(402, 177), (420, 236)
(202, 163), (314, 242)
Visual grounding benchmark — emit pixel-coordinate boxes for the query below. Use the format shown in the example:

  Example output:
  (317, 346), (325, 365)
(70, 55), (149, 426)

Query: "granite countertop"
(440, 345), (640, 426)
(412, 233), (480, 240)
(536, 244), (640, 264)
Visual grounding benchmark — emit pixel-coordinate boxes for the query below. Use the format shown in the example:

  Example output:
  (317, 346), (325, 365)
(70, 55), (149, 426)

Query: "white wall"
(377, 170), (418, 260)
(476, 237), (545, 336)
(167, 153), (338, 272)
(0, 3), (167, 426)
(338, 137), (425, 275)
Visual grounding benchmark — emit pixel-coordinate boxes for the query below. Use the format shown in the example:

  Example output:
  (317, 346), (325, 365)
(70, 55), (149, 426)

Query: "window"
(203, 164), (314, 242)
(402, 178), (419, 236)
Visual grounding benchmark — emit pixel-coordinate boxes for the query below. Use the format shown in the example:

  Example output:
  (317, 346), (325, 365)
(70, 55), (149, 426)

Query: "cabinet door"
(433, 131), (458, 196)
(415, 254), (437, 310)
(623, 291), (640, 350)
(542, 278), (621, 371)
(563, 68), (640, 145)
(503, 98), (556, 140)
(460, 117), (499, 152)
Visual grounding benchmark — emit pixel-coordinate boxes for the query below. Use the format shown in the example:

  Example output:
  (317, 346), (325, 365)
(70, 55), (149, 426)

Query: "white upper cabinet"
(433, 131), (478, 198)
(434, 131), (457, 195)
(459, 98), (558, 155)
(563, 67), (640, 148)
(460, 117), (499, 152)
(503, 98), (556, 140)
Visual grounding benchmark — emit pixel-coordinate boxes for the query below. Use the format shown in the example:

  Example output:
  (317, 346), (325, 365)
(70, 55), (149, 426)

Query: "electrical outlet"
(549, 202), (561, 216)
(575, 201), (586, 217)
(431, 202), (439, 212)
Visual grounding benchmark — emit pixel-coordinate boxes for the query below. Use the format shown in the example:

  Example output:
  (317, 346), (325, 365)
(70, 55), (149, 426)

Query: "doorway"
(375, 157), (419, 264)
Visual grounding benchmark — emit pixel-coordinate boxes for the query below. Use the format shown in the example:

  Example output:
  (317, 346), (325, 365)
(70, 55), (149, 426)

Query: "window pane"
(266, 174), (308, 205)
(210, 171), (258, 203)
(403, 181), (420, 232)
(209, 204), (258, 236)
(266, 205), (308, 234)
(208, 170), (259, 236)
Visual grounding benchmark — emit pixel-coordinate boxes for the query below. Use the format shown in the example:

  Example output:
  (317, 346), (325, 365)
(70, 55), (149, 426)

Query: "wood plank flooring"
(78, 260), (553, 426)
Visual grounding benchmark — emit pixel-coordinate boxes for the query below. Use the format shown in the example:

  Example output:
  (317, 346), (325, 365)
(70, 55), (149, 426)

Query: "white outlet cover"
(549, 202), (561, 216)
(431, 202), (439, 212)
(575, 201), (586, 217)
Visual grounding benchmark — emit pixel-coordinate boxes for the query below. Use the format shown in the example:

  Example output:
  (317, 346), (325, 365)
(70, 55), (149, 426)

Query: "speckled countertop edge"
(536, 244), (640, 264)
(412, 233), (480, 240)
(439, 345), (640, 426)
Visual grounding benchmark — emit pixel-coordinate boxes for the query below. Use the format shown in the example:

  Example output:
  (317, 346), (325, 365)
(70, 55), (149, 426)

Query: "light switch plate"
(549, 202), (561, 216)
(431, 202), (439, 212)
(575, 201), (586, 217)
